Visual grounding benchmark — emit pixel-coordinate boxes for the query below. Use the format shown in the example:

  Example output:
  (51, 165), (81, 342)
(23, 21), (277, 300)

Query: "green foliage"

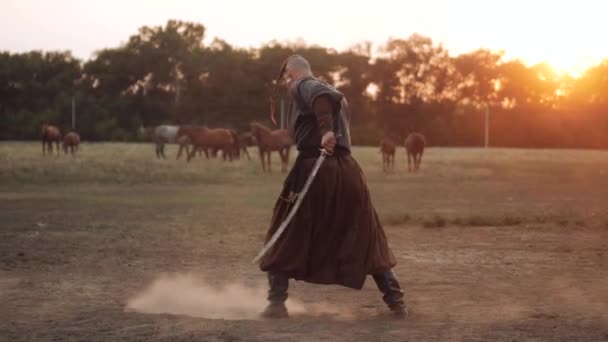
(1, 20), (608, 148)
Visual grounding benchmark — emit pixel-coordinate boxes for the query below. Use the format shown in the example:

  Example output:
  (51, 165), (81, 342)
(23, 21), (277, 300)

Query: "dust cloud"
(126, 274), (355, 320)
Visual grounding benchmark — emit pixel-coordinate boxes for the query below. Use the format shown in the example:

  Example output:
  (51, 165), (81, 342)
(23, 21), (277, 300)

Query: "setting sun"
(425, 0), (607, 77)
(3, 0), (607, 78)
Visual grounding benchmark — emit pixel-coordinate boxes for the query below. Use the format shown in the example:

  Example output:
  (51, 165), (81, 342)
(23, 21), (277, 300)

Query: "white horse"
(154, 125), (191, 159)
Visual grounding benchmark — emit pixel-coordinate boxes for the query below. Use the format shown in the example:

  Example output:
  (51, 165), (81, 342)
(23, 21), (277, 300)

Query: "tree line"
(1, 20), (607, 148)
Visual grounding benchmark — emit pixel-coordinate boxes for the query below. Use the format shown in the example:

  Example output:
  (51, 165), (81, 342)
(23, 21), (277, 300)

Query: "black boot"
(261, 272), (289, 318)
(372, 270), (408, 317)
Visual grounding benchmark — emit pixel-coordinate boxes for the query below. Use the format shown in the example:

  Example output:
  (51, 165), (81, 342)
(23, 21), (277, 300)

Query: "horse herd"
(154, 122), (293, 172)
(40, 122), (425, 173)
(40, 124), (80, 155)
(380, 133), (426, 172)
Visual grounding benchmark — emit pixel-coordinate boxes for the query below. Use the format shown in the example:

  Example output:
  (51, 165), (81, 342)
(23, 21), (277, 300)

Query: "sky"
(2, 0), (607, 76)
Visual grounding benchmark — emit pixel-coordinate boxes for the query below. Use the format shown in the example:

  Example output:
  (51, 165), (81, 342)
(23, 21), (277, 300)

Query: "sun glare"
(2, 0), (607, 77)
(452, 1), (607, 78)
(543, 56), (596, 78)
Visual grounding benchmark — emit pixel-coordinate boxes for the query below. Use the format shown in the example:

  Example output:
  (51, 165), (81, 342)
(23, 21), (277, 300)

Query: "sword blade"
(252, 150), (328, 264)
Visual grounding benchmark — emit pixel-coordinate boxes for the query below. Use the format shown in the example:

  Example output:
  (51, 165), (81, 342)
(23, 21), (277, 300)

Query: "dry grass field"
(1, 142), (607, 341)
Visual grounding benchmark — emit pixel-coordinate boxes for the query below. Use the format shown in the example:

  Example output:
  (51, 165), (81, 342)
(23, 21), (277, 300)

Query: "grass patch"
(574, 220), (587, 227)
(422, 215), (447, 228)
(385, 212), (591, 229)
(3, 142), (608, 229)
(422, 214), (524, 228)
(384, 213), (412, 226)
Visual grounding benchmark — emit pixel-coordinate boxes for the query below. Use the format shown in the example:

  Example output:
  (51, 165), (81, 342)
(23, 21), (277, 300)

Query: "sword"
(252, 148), (330, 264)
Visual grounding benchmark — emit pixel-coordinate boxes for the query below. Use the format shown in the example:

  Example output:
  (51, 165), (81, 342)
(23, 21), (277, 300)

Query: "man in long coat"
(259, 55), (407, 318)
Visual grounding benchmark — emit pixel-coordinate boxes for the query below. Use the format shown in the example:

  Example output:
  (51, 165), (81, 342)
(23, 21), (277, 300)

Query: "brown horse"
(236, 131), (257, 160)
(379, 138), (397, 172)
(405, 132), (426, 172)
(227, 129), (241, 161)
(176, 126), (235, 162)
(63, 131), (80, 155)
(41, 124), (61, 155)
(207, 129), (240, 161)
(250, 121), (292, 172)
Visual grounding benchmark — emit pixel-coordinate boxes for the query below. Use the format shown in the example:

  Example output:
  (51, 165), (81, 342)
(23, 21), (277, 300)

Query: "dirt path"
(1, 186), (607, 341)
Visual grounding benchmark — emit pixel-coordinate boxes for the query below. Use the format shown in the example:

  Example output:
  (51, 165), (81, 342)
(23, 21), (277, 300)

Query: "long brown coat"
(259, 151), (397, 289)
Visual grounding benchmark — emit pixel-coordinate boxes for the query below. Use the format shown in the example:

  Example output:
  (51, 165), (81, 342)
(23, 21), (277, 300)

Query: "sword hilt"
(320, 133), (341, 157)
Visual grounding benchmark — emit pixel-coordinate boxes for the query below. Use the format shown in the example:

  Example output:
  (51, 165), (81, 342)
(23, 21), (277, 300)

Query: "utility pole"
(484, 104), (490, 148)
(72, 96), (76, 130)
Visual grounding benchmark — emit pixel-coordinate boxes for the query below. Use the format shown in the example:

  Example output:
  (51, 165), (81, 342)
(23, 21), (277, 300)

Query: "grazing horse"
(379, 138), (397, 172)
(176, 126), (235, 162)
(63, 131), (80, 155)
(227, 129), (241, 161)
(405, 132), (426, 172)
(210, 129), (240, 161)
(236, 131), (257, 160)
(250, 121), (292, 173)
(153, 125), (191, 160)
(41, 124), (61, 155)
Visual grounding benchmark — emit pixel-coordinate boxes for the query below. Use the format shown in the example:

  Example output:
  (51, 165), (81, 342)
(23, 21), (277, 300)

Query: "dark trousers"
(266, 270), (405, 308)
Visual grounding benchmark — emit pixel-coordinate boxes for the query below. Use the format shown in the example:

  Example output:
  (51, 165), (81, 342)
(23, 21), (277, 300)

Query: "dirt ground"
(1, 144), (608, 341)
